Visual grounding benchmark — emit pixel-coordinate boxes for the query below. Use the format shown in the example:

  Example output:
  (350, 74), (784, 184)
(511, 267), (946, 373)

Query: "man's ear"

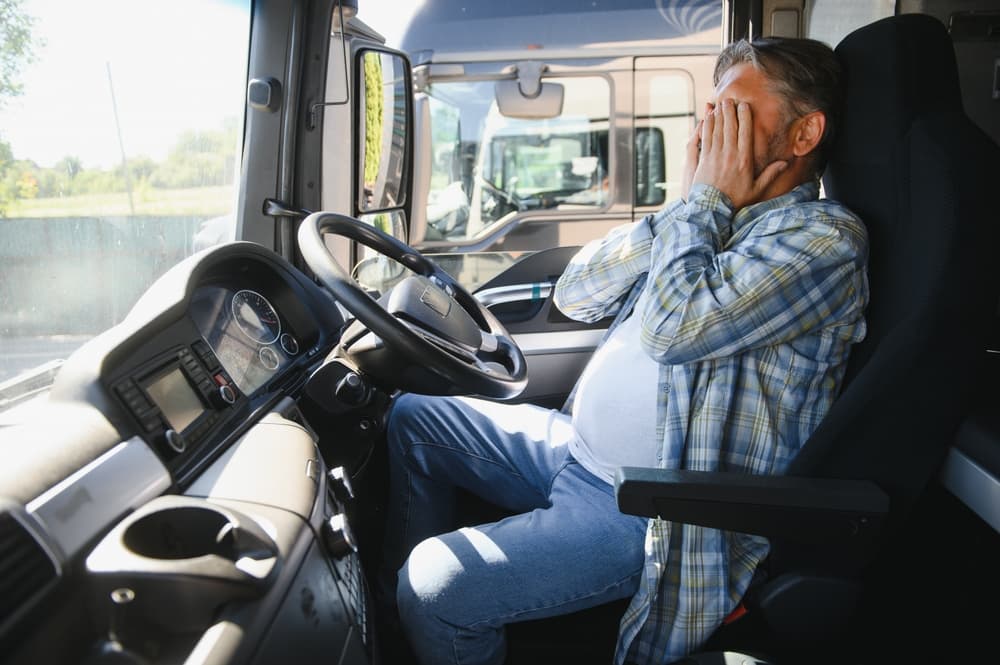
(791, 111), (826, 157)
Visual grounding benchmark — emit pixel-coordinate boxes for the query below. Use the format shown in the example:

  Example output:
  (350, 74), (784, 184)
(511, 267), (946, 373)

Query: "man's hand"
(680, 113), (704, 203)
(691, 99), (787, 211)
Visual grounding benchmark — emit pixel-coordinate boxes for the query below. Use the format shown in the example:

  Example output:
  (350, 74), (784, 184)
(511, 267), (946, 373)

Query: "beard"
(754, 129), (792, 179)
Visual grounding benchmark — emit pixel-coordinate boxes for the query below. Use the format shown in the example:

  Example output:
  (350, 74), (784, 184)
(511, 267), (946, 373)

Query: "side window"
(805, 0), (894, 47)
(0, 0), (250, 391)
(634, 69), (696, 208)
(423, 76), (611, 244)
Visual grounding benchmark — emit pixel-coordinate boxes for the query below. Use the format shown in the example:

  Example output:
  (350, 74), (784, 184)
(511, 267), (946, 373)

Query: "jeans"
(381, 393), (649, 665)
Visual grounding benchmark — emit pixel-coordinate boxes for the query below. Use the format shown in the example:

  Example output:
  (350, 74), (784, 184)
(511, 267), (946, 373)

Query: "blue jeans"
(381, 393), (648, 665)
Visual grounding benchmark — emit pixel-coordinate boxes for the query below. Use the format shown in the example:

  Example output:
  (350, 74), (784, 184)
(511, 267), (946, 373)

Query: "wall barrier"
(0, 216), (206, 337)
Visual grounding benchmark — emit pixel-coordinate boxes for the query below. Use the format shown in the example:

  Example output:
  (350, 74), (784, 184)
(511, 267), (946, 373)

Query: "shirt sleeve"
(553, 201), (683, 323)
(638, 183), (868, 364)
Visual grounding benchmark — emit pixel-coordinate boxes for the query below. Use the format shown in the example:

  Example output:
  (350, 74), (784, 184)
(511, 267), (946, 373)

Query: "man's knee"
(397, 535), (508, 664)
(396, 534), (472, 629)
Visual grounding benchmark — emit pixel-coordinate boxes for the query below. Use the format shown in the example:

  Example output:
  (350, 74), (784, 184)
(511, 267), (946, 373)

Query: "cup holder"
(123, 506), (233, 561)
(86, 496), (281, 642)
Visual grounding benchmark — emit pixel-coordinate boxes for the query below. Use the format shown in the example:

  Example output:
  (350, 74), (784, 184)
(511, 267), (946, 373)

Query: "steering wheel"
(297, 211), (527, 400)
(477, 176), (525, 213)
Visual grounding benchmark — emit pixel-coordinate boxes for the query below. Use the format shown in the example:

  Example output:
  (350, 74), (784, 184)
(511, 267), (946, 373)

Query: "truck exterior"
(399, 0), (723, 288)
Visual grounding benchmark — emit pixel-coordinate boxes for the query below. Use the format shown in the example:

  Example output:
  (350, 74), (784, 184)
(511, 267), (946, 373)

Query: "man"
(379, 36), (869, 665)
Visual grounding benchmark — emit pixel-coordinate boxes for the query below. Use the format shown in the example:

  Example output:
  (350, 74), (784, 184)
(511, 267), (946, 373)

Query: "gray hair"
(715, 37), (845, 176)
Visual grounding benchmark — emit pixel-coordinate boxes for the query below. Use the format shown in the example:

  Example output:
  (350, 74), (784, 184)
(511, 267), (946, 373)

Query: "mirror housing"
(495, 81), (564, 119)
(357, 49), (411, 214)
(495, 61), (564, 119)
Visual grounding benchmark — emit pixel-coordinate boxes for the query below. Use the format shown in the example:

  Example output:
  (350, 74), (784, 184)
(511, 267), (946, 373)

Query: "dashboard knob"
(164, 429), (187, 453)
(334, 371), (370, 407)
(328, 466), (355, 503)
(215, 384), (237, 407)
(323, 513), (357, 559)
(219, 384), (236, 404)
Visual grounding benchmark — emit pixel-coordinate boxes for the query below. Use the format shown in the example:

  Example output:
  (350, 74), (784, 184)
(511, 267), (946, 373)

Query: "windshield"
(424, 76), (610, 243)
(0, 0), (250, 413)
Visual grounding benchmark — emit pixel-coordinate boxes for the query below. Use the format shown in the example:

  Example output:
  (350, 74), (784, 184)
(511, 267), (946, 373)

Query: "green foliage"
(0, 0), (35, 105)
(55, 155), (81, 179)
(0, 0), (36, 213)
(0, 4), (241, 218)
(363, 52), (383, 189)
(151, 121), (238, 189)
(0, 117), (239, 216)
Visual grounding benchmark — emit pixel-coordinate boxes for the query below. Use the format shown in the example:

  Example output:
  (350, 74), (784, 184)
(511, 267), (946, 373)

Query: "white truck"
(399, 0), (722, 288)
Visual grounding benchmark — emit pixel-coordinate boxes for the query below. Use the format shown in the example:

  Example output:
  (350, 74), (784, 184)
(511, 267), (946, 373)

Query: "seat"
(616, 14), (1000, 664)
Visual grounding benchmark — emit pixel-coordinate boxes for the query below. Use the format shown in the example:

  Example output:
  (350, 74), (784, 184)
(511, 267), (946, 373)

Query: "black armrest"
(614, 467), (888, 547)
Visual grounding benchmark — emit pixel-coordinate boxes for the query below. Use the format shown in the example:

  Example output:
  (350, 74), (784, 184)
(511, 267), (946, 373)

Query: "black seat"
(616, 14), (1000, 664)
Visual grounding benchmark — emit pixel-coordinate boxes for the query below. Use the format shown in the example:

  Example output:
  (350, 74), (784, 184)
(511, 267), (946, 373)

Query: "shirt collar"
(731, 180), (820, 235)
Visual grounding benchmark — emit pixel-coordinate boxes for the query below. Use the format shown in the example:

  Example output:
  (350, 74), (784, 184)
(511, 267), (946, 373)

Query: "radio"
(114, 342), (240, 459)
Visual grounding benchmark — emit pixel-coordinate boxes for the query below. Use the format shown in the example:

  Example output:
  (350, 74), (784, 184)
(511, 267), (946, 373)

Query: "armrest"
(614, 467), (888, 547)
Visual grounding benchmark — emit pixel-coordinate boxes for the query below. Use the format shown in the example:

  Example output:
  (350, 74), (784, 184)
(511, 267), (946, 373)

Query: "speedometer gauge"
(231, 289), (281, 344)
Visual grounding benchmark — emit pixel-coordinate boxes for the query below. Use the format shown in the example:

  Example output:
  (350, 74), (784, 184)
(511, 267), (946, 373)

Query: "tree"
(0, 0), (36, 106)
(151, 122), (239, 189)
(55, 155), (82, 180)
(0, 0), (36, 214)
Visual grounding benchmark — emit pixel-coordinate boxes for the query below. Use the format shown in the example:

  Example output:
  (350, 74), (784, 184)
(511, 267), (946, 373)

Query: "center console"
(111, 341), (243, 468)
(83, 400), (371, 665)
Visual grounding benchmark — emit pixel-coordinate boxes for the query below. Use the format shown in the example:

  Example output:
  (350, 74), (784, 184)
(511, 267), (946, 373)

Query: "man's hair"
(714, 37), (844, 177)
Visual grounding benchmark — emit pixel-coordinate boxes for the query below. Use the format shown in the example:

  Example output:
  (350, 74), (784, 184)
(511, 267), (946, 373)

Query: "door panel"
(470, 247), (613, 407)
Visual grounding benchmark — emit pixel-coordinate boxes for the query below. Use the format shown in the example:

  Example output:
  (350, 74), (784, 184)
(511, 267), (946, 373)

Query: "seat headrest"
(823, 14), (964, 258)
(830, 14), (962, 169)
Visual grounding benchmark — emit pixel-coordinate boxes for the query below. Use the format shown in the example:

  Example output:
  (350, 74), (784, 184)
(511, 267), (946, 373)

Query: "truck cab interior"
(0, 2), (998, 665)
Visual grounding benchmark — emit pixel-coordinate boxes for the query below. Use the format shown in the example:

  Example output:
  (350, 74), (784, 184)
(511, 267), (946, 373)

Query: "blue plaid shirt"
(552, 182), (869, 664)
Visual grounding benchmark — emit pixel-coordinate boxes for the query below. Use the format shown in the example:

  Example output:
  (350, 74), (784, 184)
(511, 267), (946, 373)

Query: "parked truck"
(396, 0), (722, 289)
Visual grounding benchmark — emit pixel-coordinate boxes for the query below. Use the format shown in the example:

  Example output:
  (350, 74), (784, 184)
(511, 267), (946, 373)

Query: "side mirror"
(357, 50), (411, 214)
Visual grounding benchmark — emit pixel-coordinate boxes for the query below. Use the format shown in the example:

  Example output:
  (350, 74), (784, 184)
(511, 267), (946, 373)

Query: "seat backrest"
(788, 14), (1000, 521)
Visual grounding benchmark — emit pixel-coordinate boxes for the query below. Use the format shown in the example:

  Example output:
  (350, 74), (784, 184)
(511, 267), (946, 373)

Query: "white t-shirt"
(569, 290), (661, 485)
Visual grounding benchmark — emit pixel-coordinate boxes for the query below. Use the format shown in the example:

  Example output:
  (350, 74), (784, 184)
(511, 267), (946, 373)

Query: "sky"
(356, 0), (424, 48)
(0, 0), (427, 171)
(0, 0), (254, 170)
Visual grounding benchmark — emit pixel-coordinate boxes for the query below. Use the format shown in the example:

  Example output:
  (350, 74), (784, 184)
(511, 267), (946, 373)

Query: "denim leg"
(396, 460), (648, 665)
(381, 393), (577, 584)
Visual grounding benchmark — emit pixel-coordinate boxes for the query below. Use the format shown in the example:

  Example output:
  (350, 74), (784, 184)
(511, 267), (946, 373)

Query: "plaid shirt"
(552, 182), (869, 664)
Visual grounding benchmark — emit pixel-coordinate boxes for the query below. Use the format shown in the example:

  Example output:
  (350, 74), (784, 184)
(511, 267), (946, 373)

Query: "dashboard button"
(218, 384), (237, 405)
(140, 413), (161, 432)
(328, 466), (355, 503)
(164, 429), (187, 453)
(323, 514), (357, 559)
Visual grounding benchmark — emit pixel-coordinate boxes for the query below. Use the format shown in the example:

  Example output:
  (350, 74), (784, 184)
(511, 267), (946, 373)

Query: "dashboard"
(97, 244), (341, 482)
(194, 286), (300, 395)
(0, 242), (374, 665)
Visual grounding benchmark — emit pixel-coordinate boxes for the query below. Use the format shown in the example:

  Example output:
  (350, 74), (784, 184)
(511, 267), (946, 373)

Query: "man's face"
(709, 63), (793, 177)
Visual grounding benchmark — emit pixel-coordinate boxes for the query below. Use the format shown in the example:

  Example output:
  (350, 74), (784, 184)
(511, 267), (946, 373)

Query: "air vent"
(0, 511), (58, 627)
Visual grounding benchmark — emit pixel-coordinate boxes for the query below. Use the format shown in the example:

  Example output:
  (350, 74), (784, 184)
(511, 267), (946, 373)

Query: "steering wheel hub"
(297, 212), (528, 400)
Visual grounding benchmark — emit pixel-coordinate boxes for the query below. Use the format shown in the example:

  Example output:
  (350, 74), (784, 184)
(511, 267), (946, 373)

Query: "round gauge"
(280, 333), (300, 356)
(258, 346), (280, 371)
(231, 290), (281, 345)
